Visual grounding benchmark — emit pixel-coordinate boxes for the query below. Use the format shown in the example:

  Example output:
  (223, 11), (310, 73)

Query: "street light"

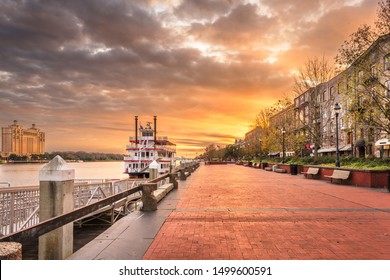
(281, 127), (286, 163)
(334, 103), (341, 168)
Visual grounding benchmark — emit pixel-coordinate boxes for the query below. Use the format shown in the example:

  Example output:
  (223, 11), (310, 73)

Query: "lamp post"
(281, 127), (286, 163)
(334, 103), (341, 168)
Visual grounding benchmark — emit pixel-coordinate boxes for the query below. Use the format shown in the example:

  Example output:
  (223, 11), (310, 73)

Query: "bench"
(275, 168), (287, 173)
(324, 170), (350, 183)
(153, 183), (174, 202)
(301, 167), (319, 178)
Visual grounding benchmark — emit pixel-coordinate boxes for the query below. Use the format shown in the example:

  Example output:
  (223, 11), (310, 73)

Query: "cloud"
(0, 0), (380, 156)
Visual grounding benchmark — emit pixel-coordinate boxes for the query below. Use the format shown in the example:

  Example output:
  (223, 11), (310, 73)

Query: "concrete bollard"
(0, 242), (22, 260)
(169, 173), (178, 189)
(149, 160), (158, 180)
(38, 155), (75, 260)
(179, 169), (187, 180)
(141, 183), (158, 211)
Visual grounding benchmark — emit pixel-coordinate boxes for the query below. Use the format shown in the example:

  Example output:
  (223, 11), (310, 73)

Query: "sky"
(0, 0), (379, 157)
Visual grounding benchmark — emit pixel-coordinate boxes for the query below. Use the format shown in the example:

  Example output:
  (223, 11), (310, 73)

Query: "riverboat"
(124, 116), (176, 178)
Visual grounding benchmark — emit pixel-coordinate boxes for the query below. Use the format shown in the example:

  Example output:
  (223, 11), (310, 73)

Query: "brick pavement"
(143, 164), (390, 260)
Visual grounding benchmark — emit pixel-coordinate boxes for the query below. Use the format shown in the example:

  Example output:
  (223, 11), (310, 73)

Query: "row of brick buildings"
(1, 120), (45, 158)
(269, 34), (390, 158)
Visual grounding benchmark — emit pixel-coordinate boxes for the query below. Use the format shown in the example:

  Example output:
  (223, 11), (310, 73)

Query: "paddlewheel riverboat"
(124, 116), (176, 178)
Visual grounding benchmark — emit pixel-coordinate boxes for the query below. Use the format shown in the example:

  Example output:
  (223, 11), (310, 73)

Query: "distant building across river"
(1, 120), (45, 157)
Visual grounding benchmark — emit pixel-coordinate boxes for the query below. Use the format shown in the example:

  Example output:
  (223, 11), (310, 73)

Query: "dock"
(69, 163), (390, 260)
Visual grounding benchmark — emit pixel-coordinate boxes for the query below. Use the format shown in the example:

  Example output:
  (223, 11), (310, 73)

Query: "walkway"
(71, 164), (390, 260)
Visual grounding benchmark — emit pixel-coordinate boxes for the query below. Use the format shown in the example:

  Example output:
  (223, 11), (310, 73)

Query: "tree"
(335, 0), (390, 70)
(254, 97), (294, 159)
(292, 56), (335, 161)
(375, 0), (390, 35)
(293, 55), (335, 96)
(338, 34), (390, 158)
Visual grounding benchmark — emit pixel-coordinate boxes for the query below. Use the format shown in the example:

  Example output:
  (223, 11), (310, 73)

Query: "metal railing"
(0, 178), (145, 237)
(0, 186), (40, 236)
(0, 161), (199, 243)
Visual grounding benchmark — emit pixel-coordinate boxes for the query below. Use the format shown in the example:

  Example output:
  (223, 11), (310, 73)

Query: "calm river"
(0, 161), (127, 188)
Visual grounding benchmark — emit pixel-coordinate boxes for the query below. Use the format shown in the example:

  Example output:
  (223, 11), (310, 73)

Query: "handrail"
(0, 178), (145, 236)
(0, 161), (199, 243)
(0, 185), (142, 243)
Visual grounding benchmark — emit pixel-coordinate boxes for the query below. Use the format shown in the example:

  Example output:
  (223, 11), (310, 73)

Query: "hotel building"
(1, 120), (45, 157)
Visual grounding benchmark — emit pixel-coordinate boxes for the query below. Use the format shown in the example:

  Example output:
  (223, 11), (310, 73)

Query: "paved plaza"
(143, 164), (390, 260)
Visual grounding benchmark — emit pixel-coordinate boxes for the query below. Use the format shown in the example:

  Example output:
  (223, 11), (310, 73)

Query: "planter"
(275, 164), (304, 175)
(303, 165), (389, 189)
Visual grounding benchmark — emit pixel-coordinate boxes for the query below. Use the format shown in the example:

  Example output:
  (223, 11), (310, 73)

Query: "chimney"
(135, 116), (138, 147)
(154, 116), (157, 144)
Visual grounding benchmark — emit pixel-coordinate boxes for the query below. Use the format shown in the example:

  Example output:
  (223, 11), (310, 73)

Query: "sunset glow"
(0, 0), (378, 157)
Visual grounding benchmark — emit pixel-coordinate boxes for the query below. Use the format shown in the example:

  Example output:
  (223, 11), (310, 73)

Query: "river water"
(0, 161), (127, 188)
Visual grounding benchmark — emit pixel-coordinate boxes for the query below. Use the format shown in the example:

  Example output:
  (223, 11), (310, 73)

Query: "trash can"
(290, 164), (298, 175)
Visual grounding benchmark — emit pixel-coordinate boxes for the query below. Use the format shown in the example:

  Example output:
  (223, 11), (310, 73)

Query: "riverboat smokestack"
(154, 116), (157, 144)
(135, 116), (138, 147)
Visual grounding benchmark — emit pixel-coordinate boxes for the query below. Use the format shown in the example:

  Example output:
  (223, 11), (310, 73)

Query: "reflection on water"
(0, 161), (127, 188)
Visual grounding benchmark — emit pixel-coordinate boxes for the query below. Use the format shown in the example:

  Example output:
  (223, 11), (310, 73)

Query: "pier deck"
(69, 164), (390, 260)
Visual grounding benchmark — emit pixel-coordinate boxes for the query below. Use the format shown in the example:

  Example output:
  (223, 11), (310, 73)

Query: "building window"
(358, 70), (364, 84)
(371, 64), (377, 77)
(330, 86), (338, 99)
(384, 54), (390, 70)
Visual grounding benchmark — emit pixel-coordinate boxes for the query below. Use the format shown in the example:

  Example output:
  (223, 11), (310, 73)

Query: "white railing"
(0, 179), (144, 237)
(0, 187), (40, 236)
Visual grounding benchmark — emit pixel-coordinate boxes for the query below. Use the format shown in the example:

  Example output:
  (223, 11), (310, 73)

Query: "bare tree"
(293, 56), (335, 161)
(335, 0), (390, 70)
(376, 0), (390, 34)
(293, 55), (335, 96)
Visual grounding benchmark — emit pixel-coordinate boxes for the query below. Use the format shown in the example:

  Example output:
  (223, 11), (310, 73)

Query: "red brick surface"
(143, 164), (390, 260)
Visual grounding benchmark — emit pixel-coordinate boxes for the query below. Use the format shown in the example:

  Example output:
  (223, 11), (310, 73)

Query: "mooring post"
(38, 155), (75, 260)
(179, 168), (187, 180)
(169, 172), (178, 189)
(141, 183), (158, 211)
(149, 160), (158, 180)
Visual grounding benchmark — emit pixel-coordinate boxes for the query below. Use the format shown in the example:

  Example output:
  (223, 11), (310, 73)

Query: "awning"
(340, 144), (352, 151)
(318, 147), (336, 153)
(375, 138), (390, 146)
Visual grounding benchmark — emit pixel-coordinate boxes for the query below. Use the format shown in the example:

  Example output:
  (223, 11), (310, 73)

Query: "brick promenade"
(143, 164), (390, 260)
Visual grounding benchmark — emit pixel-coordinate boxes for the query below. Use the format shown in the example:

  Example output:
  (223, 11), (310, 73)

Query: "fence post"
(179, 169), (187, 181)
(149, 160), (158, 180)
(141, 183), (158, 211)
(38, 155), (75, 260)
(169, 172), (178, 189)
